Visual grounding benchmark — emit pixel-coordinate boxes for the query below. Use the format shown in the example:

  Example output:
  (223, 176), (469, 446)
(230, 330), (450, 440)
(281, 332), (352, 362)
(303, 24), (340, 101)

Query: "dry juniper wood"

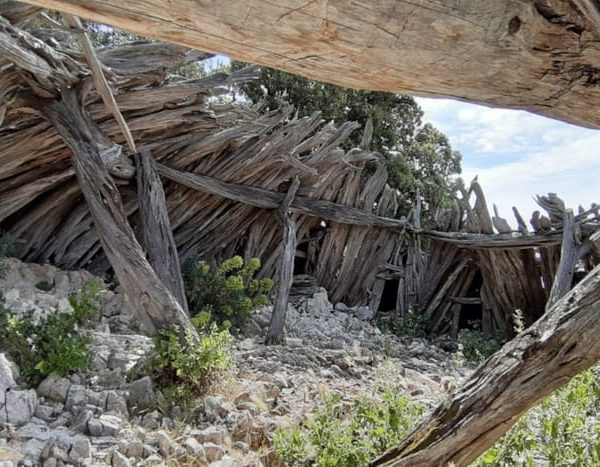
(0, 6), (599, 465)
(266, 176), (301, 345)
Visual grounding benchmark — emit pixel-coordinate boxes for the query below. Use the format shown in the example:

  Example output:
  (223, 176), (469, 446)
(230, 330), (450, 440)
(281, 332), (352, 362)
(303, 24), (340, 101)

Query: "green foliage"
(378, 309), (429, 339)
(0, 279), (103, 385)
(476, 367), (600, 466)
(456, 328), (505, 364)
(148, 324), (233, 414)
(231, 62), (462, 215)
(183, 256), (273, 328)
(274, 386), (424, 466)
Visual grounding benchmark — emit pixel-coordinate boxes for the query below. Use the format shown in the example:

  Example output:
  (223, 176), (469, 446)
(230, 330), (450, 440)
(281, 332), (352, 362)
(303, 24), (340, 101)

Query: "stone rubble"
(0, 259), (473, 466)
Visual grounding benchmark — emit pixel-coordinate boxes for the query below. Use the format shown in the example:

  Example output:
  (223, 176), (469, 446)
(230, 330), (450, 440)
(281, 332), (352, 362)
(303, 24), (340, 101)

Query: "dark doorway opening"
(458, 271), (484, 329)
(378, 279), (399, 312)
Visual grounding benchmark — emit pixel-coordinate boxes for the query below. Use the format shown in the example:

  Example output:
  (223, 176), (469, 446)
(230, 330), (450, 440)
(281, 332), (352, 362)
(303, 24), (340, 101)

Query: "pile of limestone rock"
(0, 259), (472, 466)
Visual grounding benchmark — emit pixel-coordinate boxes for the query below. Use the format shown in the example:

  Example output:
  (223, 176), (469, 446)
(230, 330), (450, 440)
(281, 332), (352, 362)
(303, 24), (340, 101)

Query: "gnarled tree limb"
(41, 87), (196, 338)
(372, 264), (600, 466)
(266, 176), (300, 345)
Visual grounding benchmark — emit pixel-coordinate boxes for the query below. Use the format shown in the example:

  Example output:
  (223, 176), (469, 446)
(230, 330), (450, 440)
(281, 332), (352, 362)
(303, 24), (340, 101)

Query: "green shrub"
(456, 328), (505, 363)
(183, 255), (272, 328)
(477, 367), (600, 466)
(378, 309), (429, 339)
(146, 322), (233, 415)
(274, 386), (424, 466)
(0, 279), (103, 385)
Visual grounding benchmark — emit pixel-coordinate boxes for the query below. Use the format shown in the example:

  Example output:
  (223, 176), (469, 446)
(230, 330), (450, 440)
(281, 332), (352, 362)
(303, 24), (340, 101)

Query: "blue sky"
(416, 98), (600, 220)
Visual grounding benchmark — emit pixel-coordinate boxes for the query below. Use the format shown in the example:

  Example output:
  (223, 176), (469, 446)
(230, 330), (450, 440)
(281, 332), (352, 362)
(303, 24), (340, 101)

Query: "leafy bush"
(274, 386), (424, 466)
(456, 328), (505, 363)
(378, 309), (429, 339)
(183, 256), (272, 327)
(477, 367), (600, 466)
(0, 279), (103, 385)
(146, 321), (233, 415)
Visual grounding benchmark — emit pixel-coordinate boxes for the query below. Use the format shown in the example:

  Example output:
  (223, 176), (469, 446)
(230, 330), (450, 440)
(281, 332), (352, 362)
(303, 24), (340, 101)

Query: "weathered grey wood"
(157, 163), (408, 230)
(512, 206), (529, 234)
(62, 13), (136, 152)
(372, 264), (600, 466)
(41, 87), (196, 338)
(447, 296), (482, 305)
(135, 151), (188, 314)
(266, 177), (300, 345)
(547, 209), (578, 309)
(19, 0), (600, 129)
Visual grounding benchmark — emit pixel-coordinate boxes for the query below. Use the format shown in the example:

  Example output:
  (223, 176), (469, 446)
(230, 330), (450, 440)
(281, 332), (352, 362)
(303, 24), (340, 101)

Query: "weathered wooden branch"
(547, 209), (578, 309)
(266, 176), (300, 345)
(372, 264), (600, 466)
(19, 0), (600, 129)
(135, 151), (188, 314)
(40, 87), (196, 338)
(156, 163), (408, 230)
(0, 14), (83, 93)
(61, 13), (136, 151)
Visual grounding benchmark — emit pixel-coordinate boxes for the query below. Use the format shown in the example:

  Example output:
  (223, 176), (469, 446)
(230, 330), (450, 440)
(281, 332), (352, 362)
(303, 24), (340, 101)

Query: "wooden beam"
(40, 87), (197, 338)
(546, 209), (578, 309)
(61, 13), (137, 152)
(372, 264), (600, 466)
(135, 151), (188, 314)
(266, 177), (300, 345)
(19, 0), (600, 129)
(157, 162), (583, 250)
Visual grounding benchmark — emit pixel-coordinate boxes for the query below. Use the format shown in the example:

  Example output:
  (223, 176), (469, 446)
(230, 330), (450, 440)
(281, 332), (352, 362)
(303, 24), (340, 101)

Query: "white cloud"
(417, 97), (600, 225)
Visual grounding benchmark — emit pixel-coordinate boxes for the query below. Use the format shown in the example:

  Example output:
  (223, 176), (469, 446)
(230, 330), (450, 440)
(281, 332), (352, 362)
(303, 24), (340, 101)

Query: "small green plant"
(378, 309), (429, 339)
(183, 255), (273, 328)
(146, 322), (233, 415)
(476, 367), (600, 466)
(0, 279), (103, 385)
(274, 385), (425, 466)
(456, 326), (505, 363)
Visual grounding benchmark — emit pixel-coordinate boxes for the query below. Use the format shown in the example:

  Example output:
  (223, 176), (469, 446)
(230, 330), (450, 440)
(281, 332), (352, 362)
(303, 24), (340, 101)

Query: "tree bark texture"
(135, 151), (188, 314)
(547, 209), (578, 309)
(19, 0), (600, 129)
(266, 177), (300, 345)
(41, 87), (196, 338)
(372, 263), (600, 466)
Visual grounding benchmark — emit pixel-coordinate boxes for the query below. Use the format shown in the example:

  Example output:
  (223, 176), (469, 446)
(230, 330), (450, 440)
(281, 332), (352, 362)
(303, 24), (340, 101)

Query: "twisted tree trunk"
(41, 87), (196, 338)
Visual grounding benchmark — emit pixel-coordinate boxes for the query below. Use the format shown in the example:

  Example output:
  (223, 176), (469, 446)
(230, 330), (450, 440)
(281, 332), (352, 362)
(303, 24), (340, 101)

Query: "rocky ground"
(0, 259), (474, 466)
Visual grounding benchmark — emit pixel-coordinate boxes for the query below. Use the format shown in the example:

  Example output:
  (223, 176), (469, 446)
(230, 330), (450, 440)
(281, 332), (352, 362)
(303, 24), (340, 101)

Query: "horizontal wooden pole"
(157, 163), (570, 250)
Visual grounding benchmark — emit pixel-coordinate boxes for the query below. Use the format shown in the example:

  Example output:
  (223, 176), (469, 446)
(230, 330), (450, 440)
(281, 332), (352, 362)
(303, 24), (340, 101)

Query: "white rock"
(37, 374), (72, 403)
(0, 353), (17, 389)
(195, 426), (226, 445)
(355, 305), (375, 321)
(111, 450), (130, 467)
(284, 337), (303, 348)
(0, 389), (38, 426)
(203, 442), (225, 462)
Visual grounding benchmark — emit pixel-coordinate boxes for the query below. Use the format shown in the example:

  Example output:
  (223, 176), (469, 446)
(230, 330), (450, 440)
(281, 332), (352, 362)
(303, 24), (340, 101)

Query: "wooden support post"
(41, 87), (197, 338)
(547, 209), (577, 310)
(372, 264), (600, 466)
(135, 151), (188, 313)
(266, 177), (300, 345)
